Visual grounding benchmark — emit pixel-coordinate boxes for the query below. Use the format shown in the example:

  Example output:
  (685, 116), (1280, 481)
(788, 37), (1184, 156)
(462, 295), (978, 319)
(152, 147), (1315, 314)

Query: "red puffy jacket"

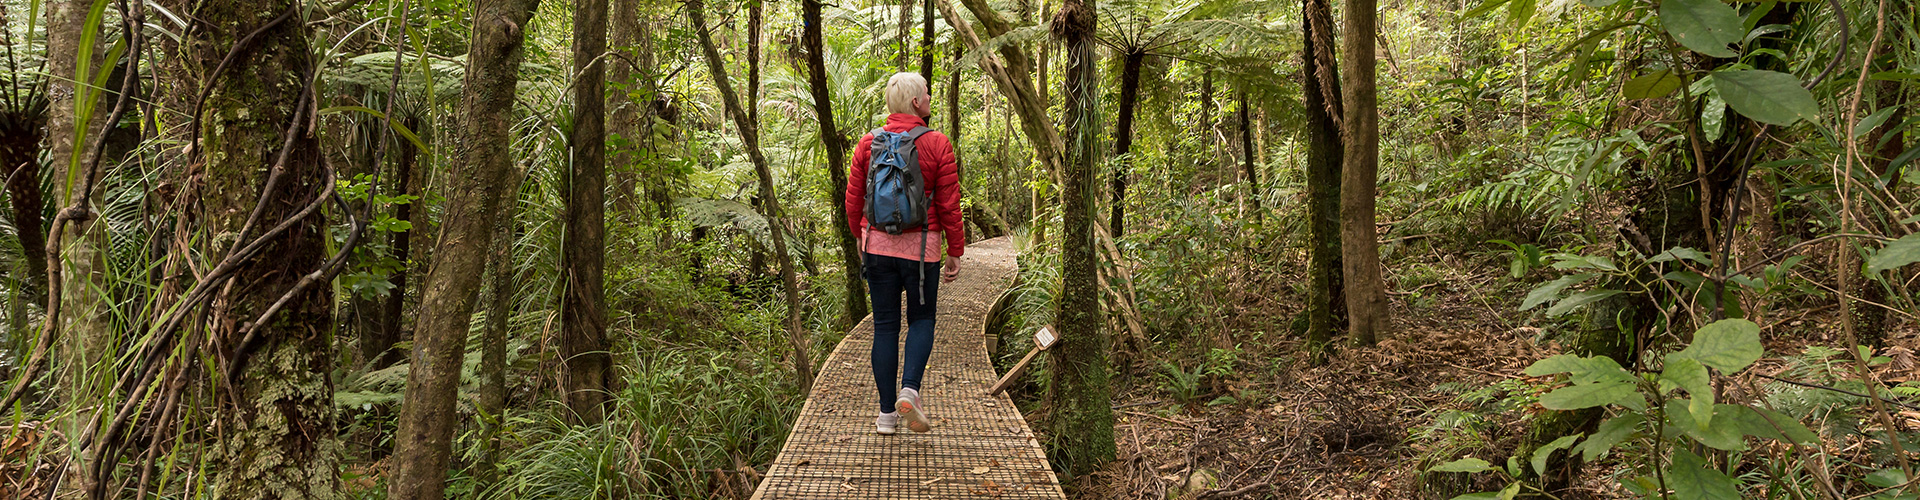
(845, 113), (965, 258)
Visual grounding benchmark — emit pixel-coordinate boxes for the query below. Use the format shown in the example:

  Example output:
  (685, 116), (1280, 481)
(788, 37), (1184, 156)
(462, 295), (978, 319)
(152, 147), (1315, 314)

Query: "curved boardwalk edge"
(751, 237), (1064, 499)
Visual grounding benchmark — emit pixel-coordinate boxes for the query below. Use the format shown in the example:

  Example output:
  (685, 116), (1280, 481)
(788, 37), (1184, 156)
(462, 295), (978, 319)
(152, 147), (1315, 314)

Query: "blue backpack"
(864, 126), (934, 235)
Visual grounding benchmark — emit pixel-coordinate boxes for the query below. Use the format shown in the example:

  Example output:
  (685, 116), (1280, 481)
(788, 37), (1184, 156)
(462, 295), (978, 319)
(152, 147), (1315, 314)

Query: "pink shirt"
(861, 225), (948, 263)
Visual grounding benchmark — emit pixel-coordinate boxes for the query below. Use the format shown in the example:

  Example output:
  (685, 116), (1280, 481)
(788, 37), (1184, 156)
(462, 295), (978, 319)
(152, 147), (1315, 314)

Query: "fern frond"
(958, 25), (1049, 72)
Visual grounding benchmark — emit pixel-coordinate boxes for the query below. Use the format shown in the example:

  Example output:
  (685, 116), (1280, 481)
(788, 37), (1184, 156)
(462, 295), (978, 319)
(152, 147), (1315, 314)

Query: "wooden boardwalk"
(751, 237), (1065, 499)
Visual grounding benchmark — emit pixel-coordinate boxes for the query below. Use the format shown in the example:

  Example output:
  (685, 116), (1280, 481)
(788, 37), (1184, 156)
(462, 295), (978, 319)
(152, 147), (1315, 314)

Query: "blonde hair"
(884, 72), (929, 115)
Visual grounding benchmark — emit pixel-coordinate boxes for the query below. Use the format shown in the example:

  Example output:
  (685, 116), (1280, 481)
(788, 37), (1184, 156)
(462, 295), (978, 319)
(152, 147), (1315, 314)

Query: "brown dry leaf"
(1889, 346), (1915, 372)
(794, 459), (811, 466)
(988, 459), (1001, 467)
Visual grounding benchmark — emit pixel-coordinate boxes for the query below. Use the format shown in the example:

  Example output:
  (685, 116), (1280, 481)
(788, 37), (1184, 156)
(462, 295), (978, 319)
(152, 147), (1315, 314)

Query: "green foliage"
(1658, 0), (1743, 58)
(1867, 234), (1920, 273)
(1437, 320), (1855, 499)
(1711, 69), (1821, 127)
(1156, 360), (1204, 406)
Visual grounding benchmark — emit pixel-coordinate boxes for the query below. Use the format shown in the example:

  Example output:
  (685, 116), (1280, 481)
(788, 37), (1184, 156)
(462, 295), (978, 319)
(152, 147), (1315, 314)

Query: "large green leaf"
(1660, 357), (1716, 428)
(1853, 106), (1900, 139)
(1522, 273), (1594, 311)
(1546, 290), (1624, 317)
(1580, 413), (1643, 461)
(1429, 457), (1496, 473)
(1541, 380), (1637, 410)
(1660, 0), (1744, 57)
(1713, 70), (1821, 126)
(1732, 406), (1819, 444)
(1568, 356), (1637, 386)
(1666, 401), (1750, 451)
(1525, 354), (1637, 385)
(1461, 0), (1512, 18)
(1673, 319), (1764, 373)
(1524, 354), (1589, 376)
(1531, 434), (1582, 476)
(1624, 70), (1686, 99)
(1867, 233), (1920, 273)
(1506, 0), (1537, 27)
(1668, 449), (1742, 499)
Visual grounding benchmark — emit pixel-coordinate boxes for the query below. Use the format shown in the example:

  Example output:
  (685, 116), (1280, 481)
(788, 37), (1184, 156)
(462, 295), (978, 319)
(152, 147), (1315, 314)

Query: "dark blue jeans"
(865, 252), (940, 413)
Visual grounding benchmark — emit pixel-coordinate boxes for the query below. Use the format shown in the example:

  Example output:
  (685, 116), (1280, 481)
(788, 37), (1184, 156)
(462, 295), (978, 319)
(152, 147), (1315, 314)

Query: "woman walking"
(846, 72), (963, 434)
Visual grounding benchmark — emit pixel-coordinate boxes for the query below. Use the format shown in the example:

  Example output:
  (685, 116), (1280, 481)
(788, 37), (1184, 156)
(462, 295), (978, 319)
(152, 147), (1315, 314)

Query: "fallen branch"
(1194, 481), (1271, 499)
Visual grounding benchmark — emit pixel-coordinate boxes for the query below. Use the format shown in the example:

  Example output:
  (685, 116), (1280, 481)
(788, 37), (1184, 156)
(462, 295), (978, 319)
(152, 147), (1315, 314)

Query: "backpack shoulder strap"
(903, 126), (933, 142)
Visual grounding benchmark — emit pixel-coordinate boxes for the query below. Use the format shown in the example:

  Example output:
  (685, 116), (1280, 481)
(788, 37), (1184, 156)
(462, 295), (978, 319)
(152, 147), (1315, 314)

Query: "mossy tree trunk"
(169, 1), (341, 497)
(1045, 0), (1116, 479)
(386, 0), (541, 497)
(802, 0), (871, 327)
(1303, 0), (1345, 358)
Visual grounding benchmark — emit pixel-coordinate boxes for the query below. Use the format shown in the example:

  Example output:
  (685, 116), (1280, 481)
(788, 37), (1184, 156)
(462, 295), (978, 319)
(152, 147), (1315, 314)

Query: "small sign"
(1034, 326), (1057, 350)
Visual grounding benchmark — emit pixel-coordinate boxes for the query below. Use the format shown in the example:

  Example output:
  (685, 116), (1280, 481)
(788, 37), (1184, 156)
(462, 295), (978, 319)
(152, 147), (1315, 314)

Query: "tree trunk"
(689, 0), (815, 391)
(44, 0), (113, 493)
(1303, 0), (1345, 357)
(1036, 0), (1050, 110)
(802, 0), (871, 327)
(610, 0), (654, 219)
(946, 0), (1064, 176)
(1850, 55), (1906, 349)
(562, 0), (611, 425)
(1045, 0), (1115, 479)
(1109, 51), (1143, 238)
(942, 0), (1064, 245)
(370, 114), (421, 370)
(921, 0), (936, 82)
(474, 169), (523, 491)
(1339, 0), (1387, 345)
(386, 0), (541, 498)
(1239, 87), (1259, 219)
(748, 0), (762, 127)
(166, 0), (340, 497)
(1, 105), (46, 307)
(898, 0), (914, 69)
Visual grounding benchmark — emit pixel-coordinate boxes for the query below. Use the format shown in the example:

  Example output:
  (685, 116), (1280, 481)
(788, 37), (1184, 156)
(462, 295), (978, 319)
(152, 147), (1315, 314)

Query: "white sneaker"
(896, 388), (931, 433)
(876, 412), (899, 435)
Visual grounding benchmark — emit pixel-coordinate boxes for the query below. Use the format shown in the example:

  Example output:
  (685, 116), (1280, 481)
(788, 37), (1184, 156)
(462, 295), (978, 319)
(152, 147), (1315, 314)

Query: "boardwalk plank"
(751, 237), (1064, 499)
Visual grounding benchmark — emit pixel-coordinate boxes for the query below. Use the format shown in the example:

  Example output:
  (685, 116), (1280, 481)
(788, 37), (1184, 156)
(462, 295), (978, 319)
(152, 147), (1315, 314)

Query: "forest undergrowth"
(3, 0), (1917, 497)
(1049, 236), (1919, 499)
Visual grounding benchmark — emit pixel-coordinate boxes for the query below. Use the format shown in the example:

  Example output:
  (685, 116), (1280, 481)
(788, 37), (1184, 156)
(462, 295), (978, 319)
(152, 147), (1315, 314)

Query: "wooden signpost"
(987, 326), (1057, 396)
